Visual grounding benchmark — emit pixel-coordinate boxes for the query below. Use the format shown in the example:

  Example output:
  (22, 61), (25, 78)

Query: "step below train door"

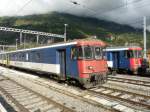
(58, 50), (66, 80)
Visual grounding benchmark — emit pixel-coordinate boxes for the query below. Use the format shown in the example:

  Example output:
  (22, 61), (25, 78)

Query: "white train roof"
(105, 46), (141, 51)
(0, 42), (77, 54)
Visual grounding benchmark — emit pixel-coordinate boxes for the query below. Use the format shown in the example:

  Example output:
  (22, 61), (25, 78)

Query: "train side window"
(19, 53), (22, 61)
(124, 51), (134, 58)
(15, 54), (18, 61)
(71, 47), (78, 60)
(124, 50), (130, 58)
(26, 53), (29, 61)
(21, 53), (25, 61)
(12, 54), (15, 61)
(35, 52), (41, 62)
(95, 47), (102, 59)
(30, 52), (35, 62)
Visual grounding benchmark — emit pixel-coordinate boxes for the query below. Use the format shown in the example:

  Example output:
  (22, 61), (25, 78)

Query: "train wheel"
(112, 71), (117, 76)
(133, 71), (138, 75)
(107, 68), (112, 75)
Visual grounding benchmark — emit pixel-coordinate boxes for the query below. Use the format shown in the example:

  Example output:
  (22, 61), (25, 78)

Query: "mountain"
(0, 12), (149, 48)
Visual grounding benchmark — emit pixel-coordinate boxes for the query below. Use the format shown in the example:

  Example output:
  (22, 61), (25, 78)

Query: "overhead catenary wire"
(69, 0), (144, 17)
(68, 0), (150, 28)
(102, 0), (150, 24)
(14, 0), (149, 28)
(60, 0), (89, 13)
(97, 0), (144, 16)
(4, 0), (66, 45)
(15, 0), (34, 15)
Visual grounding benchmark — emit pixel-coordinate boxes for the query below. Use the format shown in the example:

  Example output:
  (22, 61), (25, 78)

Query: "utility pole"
(64, 24), (68, 42)
(143, 16), (147, 59)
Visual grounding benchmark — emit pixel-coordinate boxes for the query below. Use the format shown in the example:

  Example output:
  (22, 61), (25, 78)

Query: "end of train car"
(0, 39), (108, 88)
(73, 40), (108, 88)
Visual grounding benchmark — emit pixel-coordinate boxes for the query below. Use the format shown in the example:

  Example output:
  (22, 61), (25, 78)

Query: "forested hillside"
(0, 12), (149, 48)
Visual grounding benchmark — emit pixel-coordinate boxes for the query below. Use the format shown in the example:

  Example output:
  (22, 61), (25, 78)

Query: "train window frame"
(124, 50), (128, 58)
(83, 46), (93, 60)
(15, 53), (18, 61)
(71, 47), (78, 60)
(26, 53), (29, 61)
(35, 52), (41, 62)
(94, 46), (103, 60)
(29, 51), (35, 62)
(71, 46), (85, 60)
(19, 53), (22, 61)
(21, 53), (25, 61)
(133, 50), (142, 58)
(71, 46), (94, 60)
(124, 50), (130, 58)
(78, 46), (84, 60)
(29, 51), (41, 62)
(124, 50), (134, 58)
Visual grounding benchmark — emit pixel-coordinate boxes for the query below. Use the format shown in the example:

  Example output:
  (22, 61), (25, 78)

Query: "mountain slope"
(0, 12), (149, 48)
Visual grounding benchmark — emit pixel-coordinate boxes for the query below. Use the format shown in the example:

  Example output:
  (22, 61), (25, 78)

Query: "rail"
(89, 86), (150, 110)
(0, 76), (75, 112)
(108, 76), (150, 87)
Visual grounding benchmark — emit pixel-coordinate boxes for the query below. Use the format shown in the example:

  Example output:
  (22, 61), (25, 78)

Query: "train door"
(58, 50), (66, 80)
(112, 52), (119, 69)
(119, 51), (129, 69)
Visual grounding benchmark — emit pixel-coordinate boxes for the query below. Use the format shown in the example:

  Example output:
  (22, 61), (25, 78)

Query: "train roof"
(0, 39), (106, 54)
(105, 46), (142, 51)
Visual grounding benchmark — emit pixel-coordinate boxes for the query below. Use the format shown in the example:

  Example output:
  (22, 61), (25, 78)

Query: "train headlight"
(138, 64), (142, 67)
(87, 66), (94, 70)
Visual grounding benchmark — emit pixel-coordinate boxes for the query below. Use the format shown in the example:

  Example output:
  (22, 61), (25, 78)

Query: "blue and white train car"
(105, 46), (146, 74)
(0, 40), (108, 88)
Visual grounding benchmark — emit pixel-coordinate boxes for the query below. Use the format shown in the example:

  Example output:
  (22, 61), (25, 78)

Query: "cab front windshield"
(71, 46), (103, 60)
(126, 50), (142, 58)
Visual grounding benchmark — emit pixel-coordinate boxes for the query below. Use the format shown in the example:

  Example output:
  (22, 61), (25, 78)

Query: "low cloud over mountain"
(0, 0), (150, 29)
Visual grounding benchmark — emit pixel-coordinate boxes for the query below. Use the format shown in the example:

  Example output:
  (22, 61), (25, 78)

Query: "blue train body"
(106, 50), (130, 70)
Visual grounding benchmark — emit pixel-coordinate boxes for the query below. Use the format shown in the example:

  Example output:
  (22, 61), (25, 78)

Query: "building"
(147, 49), (150, 66)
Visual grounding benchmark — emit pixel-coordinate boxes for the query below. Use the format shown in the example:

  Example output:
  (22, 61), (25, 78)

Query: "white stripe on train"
(1, 60), (60, 74)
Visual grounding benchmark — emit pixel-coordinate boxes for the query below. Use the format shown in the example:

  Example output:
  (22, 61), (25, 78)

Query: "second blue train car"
(105, 46), (147, 74)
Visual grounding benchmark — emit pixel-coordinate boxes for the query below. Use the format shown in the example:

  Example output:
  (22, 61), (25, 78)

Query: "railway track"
(0, 76), (75, 112)
(108, 76), (150, 87)
(89, 86), (150, 110)
(0, 66), (149, 112)
(25, 73), (149, 111)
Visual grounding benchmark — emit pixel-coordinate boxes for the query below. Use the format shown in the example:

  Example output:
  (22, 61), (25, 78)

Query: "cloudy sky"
(0, 0), (150, 29)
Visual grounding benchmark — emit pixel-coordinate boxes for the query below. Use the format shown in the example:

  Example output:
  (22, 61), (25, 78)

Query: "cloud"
(0, 0), (150, 30)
